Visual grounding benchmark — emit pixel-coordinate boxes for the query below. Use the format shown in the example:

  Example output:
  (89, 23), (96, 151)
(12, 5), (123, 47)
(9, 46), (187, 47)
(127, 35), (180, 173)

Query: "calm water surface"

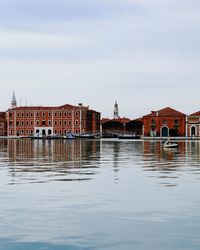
(0, 139), (200, 250)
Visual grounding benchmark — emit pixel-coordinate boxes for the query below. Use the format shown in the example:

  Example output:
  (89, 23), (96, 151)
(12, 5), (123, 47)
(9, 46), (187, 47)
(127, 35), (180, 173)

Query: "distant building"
(143, 107), (186, 137)
(187, 111), (200, 137)
(6, 94), (100, 137)
(101, 117), (143, 135)
(11, 91), (17, 109)
(113, 101), (119, 119)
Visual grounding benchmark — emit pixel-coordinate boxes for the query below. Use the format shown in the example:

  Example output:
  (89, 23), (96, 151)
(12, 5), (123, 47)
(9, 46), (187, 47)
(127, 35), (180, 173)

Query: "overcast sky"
(0, 0), (200, 118)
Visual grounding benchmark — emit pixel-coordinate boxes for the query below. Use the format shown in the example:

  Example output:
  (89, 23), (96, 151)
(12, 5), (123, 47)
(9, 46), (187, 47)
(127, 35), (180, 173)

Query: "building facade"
(143, 107), (186, 137)
(6, 104), (101, 137)
(101, 118), (143, 135)
(0, 112), (6, 136)
(186, 111), (200, 137)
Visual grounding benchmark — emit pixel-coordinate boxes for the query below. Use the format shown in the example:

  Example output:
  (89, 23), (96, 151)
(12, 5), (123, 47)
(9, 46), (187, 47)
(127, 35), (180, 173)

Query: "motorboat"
(164, 140), (178, 148)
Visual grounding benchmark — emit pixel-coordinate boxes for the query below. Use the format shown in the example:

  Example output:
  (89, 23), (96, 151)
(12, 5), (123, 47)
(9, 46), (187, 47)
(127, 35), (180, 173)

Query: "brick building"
(0, 112), (6, 136)
(143, 107), (186, 137)
(101, 118), (143, 135)
(6, 103), (100, 137)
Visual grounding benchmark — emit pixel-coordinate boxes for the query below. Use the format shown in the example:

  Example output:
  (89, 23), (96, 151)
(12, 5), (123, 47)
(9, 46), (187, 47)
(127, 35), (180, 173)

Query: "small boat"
(164, 140), (178, 148)
(63, 132), (75, 140)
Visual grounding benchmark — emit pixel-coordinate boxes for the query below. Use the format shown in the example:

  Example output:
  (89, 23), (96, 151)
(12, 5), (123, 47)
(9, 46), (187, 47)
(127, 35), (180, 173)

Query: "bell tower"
(11, 91), (17, 109)
(113, 101), (119, 119)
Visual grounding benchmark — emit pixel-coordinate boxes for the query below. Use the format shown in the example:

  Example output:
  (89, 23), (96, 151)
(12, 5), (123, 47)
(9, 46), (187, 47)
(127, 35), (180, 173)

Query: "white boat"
(164, 141), (178, 148)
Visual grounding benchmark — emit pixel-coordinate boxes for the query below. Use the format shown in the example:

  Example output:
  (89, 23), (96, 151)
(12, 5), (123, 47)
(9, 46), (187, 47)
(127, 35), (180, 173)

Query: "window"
(30, 112), (33, 117)
(68, 120), (72, 126)
(17, 113), (20, 117)
(59, 112), (62, 117)
(30, 121), (33, 125)
(48, 112), (51, 117)
(174, 119), (179, 127)
(36, 120), (39, 126)
(10, 121), (13, 126)
(64, 121), (66, 125)
(59, 121), (62, 126)
(64, 112), (67, 117)
(163, 119), (167, 125)
(36, 112), (39, 117)
(54, 121), (57, 126)
(151, 119), (156, 127)
(68, 112), (72, 117)
(21, 113), (24, 117)
(42, 112), (45, 117)
(16, 121), (20, 126)
(26, 121), (29, 126)
(26, 130), (29, 134)
(42, 120), (46, 126)
(26, 112), (29, 117)
(21, 121), (24, 126)
(54, 112), (57, 117)
(48, 120), (51, 126)
(75, 120), (79, 126)
(21, 130), (24, 134)
(75, 112), (79, 117)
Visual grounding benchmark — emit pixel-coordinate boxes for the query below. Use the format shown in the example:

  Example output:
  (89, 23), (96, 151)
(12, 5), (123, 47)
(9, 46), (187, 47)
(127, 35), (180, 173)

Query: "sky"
(0, 0), (200, 118)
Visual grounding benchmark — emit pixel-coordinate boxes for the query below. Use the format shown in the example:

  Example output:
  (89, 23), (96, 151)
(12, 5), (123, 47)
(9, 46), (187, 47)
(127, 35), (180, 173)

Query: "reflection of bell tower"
(113, 101), (119, 119)
(11, 91), (17, 109)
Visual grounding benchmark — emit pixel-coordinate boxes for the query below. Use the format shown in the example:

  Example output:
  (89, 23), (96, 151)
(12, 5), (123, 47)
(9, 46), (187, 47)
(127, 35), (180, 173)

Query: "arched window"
(163, 119), (167, 125)
(151, 119), (156, 127)
(174, 119), (179, 127)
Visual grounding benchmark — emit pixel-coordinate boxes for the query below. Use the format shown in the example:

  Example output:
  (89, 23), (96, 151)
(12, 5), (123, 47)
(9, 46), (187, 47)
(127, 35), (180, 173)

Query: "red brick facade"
(0, 112), (6, 136)
(6, 104), (101, 137)
(101, 118), (143, 135)
(143, 107), (186, 137)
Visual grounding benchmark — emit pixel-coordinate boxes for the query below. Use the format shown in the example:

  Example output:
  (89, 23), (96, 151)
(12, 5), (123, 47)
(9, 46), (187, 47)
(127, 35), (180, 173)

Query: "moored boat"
(164, 140), (178, 148)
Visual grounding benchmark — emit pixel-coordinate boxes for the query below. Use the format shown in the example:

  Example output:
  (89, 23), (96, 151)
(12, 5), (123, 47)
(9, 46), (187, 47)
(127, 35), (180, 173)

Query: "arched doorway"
(191, 126), (196, 137)
(48, 129), (52, 135)
(42, 129), (46, 136)
(161, 126), (169, 137)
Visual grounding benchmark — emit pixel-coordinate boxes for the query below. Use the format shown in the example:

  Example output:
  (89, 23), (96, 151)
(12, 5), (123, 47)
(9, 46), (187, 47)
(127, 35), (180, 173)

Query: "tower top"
(11, 91), (17, 109)
(113, 101), (119, 119)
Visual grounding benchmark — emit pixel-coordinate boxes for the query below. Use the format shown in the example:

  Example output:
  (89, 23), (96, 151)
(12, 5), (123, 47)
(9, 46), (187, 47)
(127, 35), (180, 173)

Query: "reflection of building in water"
(142, 140), (186, 169)
(7, 139), (101, 172)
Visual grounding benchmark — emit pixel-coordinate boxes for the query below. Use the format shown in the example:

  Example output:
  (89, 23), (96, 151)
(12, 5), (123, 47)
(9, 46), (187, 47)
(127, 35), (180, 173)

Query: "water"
(0, 139), (200, 250)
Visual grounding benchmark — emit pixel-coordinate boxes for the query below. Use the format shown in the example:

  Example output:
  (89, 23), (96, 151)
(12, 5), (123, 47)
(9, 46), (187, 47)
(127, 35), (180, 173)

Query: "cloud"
(0, 0), (200, 117)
